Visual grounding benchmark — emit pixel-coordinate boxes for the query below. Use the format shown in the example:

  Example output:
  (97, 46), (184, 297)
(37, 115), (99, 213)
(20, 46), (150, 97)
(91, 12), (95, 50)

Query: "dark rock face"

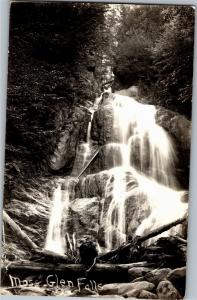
(91, 103), (114, 145)
(49, 107), (90, 171)
(155, 107), (191, 152)
(155, 107), (191, 188)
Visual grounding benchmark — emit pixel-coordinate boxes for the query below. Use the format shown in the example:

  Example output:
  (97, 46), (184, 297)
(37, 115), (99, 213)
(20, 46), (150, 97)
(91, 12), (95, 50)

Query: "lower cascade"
(45, 92), (188, 254)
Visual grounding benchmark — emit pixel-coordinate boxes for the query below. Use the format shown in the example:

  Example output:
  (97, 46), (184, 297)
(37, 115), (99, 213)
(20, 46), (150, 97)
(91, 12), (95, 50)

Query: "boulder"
(166, 266), (186, 282)
(156, 280), (181, 300)
(166, 267), (186, 296)
(155, 107), (191, 152)
(99, 283), (119, 295)
(155, 107), (191, 187)
(74, 168), (152, 247)
(144, 268), (172, 286)
(100, 281), (155, 296)
(68, 197), (101, 241)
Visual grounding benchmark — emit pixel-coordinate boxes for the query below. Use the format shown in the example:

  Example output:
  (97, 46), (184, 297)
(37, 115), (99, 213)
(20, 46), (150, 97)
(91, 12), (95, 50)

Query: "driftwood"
(99, 216), (186, 261)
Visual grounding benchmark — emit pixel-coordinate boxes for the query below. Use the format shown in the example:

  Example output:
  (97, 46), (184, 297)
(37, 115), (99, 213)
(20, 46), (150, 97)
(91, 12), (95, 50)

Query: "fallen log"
(3, 210), (38, 250)
(137, 216), (187, 244)
(1, 260), (150, 273)
(3, 210), (68, 262)
(99, 216), (186, 261)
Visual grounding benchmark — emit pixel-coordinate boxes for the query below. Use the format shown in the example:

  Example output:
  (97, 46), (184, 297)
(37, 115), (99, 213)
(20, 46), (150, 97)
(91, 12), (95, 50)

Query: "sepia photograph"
(0, 1), (195, 298)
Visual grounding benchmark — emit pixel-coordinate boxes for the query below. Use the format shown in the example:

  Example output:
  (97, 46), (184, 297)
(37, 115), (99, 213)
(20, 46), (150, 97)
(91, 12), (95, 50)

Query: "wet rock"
(68, 197), (100, 241)
(155, 107), (191, 152)
(75, 170), (111, 198)
(144, 268), (172, 286)
(100, 281), (155, 296)
(156, 280), (181, 300)
(91, 103), (114, 145)
(128, 267), (153, 279)
(74, 169), (152, 247)
(139, 290), (158, 299)
(155, 107), (191, 187)
(0, 288), (13, 295)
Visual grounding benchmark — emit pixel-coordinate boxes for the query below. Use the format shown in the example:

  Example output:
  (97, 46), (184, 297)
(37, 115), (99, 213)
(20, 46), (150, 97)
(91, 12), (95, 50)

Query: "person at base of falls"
(79, 237), (98, 266)
(100, 91), (115, 106)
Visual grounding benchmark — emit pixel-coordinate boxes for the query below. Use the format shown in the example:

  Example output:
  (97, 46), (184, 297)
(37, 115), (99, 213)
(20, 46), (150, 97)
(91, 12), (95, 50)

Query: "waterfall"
(45, 95), (103, 255)
(103, 93), (187, 250)
(45, 91), (187, 254)
(45, 185), (66, 254)
(45, 180), (74, 255)
(71, 94), (103, 177)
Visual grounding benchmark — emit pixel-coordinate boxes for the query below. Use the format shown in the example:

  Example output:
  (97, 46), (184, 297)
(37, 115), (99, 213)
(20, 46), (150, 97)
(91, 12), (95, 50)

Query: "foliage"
(152, 6), (195, 116)
(114, 5), (195, 118)
(114, 5), (164, 88)
(5, 2), (109, 189)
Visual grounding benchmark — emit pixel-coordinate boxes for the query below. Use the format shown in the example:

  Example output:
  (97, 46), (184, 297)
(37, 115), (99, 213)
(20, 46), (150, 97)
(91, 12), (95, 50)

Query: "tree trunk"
(99, 216), (187, 261)
(3, 210), (38, 250)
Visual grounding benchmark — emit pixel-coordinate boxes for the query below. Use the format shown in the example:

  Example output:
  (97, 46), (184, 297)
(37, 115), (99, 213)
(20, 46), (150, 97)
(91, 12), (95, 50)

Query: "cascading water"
(45, 184), (66, 254)
(82, 94), (103, 163)
(71, 94), (103, 177)
(102, 93), (187, 250)
(45, 95), (103, 255)
(45, 91), (188, 255)
(45, 180), (74, 255)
